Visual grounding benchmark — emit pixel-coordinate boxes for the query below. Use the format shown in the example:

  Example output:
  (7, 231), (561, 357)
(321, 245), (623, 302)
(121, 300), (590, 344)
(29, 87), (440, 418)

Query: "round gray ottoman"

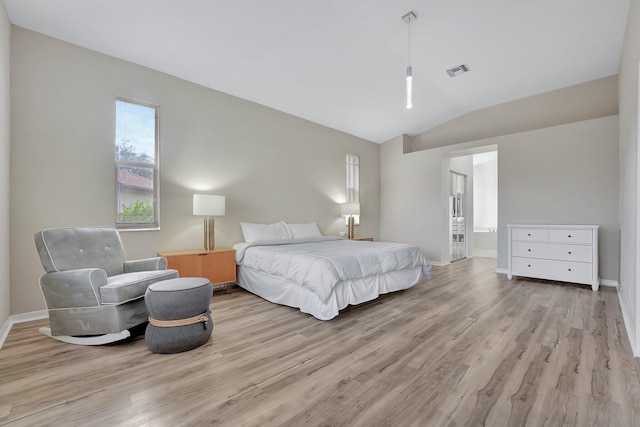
(144, 277), (213, 354)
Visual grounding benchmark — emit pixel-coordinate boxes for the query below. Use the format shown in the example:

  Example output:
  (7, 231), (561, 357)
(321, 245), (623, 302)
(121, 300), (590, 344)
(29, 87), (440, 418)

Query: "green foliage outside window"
(118, 199), (154, 223)
(115, 98), (159, 229)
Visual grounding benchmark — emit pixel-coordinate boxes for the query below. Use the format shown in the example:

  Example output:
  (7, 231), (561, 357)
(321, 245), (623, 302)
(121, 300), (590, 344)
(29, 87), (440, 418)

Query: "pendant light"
(402, 11), (417, 109)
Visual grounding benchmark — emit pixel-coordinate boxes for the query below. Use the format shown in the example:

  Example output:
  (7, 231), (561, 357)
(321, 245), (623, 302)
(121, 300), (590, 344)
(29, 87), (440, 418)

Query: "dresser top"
(507, 224), (599, 229)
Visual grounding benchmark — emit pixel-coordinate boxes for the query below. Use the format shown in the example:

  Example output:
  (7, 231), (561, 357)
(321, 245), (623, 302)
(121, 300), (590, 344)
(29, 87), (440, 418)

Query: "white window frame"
(115, 96), (160, 230)
(346, 153), (360, 225)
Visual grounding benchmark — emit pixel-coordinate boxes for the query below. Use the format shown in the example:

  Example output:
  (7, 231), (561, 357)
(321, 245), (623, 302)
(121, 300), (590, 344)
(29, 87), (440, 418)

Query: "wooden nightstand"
(157, 248), (236, 287)
(349, 237), (374, 242)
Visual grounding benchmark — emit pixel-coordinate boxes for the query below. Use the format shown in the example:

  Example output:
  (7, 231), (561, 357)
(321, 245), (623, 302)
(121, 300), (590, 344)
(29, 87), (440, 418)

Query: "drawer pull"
(527, 233), (531, 237)
(568, 268), (572, 271)
(528, 249), (531, 252)
(528, 264), (531, 268)
(568, 251), (572, 255)
(568, 235), (572, 238)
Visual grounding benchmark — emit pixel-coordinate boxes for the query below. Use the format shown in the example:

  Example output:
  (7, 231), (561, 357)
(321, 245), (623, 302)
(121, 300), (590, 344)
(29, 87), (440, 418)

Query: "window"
(346, 154), (360, 202)
(346, 153), (360, 224)
(115, 97), (159, 229)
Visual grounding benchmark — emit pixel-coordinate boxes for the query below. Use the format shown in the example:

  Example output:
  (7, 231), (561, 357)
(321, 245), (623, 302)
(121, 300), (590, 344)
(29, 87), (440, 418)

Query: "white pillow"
(240, 221), (293, 243)
(288, 222), (322, 239)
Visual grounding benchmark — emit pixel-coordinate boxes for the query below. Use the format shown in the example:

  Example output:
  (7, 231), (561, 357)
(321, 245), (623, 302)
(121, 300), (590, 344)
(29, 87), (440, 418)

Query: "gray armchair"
(34, 227), (178, 345)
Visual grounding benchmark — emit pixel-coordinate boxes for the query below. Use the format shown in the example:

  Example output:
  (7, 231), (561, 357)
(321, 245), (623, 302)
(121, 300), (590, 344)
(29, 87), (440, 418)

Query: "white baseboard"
(472, 250), (497, 258)
(10, 309), (48, 324)
(0, 317), (11, 351)
(600, 279), (619, 288)
(0, 310), (48, 350)
(617, 287), (639, 357)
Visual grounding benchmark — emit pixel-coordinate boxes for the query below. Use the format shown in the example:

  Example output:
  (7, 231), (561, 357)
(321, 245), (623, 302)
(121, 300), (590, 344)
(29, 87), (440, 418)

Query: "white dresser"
(507, 224), (599, 291)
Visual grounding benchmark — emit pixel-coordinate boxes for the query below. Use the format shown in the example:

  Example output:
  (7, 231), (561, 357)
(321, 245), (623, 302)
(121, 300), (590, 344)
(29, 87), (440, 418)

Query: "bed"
(233, 222), (431, 320)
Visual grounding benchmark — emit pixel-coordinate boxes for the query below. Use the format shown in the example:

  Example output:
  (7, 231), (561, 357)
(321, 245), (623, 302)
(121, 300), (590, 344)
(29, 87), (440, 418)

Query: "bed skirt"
(236, 266), (425, 320)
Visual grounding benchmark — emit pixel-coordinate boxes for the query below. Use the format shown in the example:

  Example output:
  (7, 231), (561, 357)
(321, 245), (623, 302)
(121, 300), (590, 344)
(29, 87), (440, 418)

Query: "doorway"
(449, 171), (466, 262)
(472, 151), (498, 258)
(441, 145), (497, 265)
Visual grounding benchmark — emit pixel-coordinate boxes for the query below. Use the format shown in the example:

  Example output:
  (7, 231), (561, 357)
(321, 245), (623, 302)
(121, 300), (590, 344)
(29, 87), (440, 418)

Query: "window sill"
(117, 227), (161, 232)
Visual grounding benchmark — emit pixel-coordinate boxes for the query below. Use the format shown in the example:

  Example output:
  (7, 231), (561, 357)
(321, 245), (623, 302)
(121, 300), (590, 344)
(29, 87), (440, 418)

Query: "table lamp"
(193, 194), (225, 250)
(341, 202), (360, 239)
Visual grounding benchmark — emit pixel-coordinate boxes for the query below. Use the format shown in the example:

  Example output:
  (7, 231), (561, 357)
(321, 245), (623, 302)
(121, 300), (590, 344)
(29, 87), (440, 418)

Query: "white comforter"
(234, 236), (431, 304)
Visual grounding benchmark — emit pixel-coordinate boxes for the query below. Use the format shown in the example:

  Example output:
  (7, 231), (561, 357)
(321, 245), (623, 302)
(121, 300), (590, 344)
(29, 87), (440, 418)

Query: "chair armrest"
(40, 268), (108, 309)
(124, 257), (168, 272)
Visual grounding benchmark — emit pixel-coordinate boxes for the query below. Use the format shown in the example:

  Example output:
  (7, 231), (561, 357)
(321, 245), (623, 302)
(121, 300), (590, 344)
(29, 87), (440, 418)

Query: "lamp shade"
(341, 202), (360, 216)
(193, 194), (225, 216)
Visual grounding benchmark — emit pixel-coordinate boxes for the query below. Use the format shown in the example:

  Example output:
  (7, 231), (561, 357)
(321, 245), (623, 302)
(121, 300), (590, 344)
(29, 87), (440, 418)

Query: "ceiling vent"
(446, 64), (470, 77)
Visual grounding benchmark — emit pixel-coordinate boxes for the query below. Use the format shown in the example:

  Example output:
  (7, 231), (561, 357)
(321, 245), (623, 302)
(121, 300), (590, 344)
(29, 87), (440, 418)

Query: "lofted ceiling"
(3, 0), (630, 143)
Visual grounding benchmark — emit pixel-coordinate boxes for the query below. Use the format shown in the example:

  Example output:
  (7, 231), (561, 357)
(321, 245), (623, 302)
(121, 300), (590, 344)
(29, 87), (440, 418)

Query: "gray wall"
(473, 156), (498, 231)
(380, 115), (619, 283)
(10, 27), (380, 314)
(0, 4), (10, 327)
(380, 135), (446, 262)
(618, 0), (639, 355)
(379, 138), (483, 263)
(410, 75), (618, 151)
(497, 116), (619, 279)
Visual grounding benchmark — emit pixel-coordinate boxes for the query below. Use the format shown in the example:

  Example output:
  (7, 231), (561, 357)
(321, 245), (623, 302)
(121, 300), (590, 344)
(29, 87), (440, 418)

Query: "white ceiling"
(3, 0), (630, 143)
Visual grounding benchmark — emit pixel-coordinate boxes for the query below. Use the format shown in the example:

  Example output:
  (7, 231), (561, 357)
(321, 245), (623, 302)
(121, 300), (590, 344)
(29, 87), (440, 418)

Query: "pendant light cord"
(408, 20), (411, 67)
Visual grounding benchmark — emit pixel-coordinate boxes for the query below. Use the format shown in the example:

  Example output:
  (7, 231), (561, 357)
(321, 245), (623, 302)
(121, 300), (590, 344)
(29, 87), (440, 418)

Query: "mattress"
(233, 236), (431, 320)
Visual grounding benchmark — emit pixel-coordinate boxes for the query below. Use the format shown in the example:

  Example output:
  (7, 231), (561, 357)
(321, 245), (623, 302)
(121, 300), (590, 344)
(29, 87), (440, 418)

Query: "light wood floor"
(2, 257), (640, 426)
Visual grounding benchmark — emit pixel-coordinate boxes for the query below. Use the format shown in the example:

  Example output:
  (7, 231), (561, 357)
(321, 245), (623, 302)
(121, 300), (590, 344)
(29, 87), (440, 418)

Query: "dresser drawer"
(548, 229), (593, 244)
(511, 257), (593, 283)
(511, 228), (549, 242)
(507, 224), (599, 289)
(511, 241), (593, 262)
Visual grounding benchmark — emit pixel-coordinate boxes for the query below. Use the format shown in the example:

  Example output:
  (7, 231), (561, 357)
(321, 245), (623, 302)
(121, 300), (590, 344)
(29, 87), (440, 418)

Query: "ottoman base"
(145, 311), (213, 354)
(144, 277), (214, 354)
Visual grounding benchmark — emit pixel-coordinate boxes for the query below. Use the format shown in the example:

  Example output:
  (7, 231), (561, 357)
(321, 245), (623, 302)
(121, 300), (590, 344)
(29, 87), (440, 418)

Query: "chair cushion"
(101, 270), (178, 305)
(35, 227), (127, 276)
